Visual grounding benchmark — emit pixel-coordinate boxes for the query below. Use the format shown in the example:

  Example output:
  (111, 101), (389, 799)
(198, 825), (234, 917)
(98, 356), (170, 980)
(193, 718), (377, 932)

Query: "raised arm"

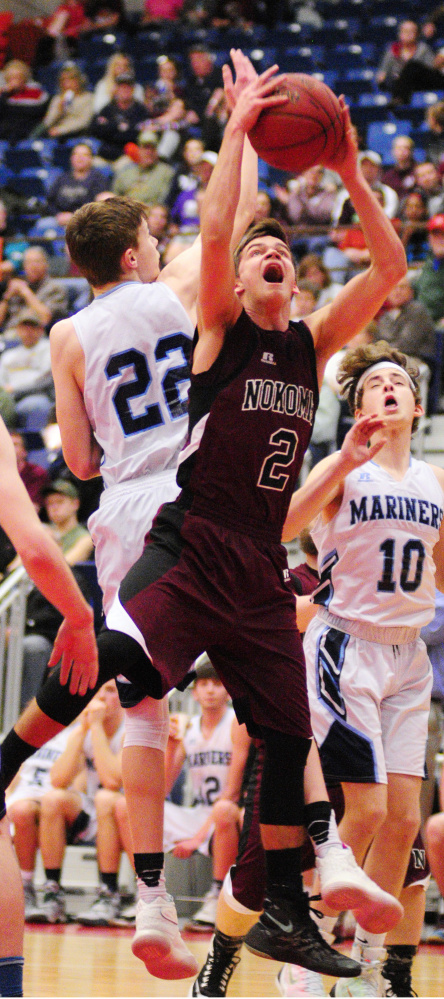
(194, 61), (287, 374)
(50, 318), (103, 480)
(305, 102), (407, 382)
(158, 51), (260, 327)
(282, 413), (386, 543)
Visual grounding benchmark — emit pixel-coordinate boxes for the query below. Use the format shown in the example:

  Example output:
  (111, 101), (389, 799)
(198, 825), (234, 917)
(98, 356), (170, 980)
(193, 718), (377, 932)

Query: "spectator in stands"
(140, 64), (193, 161)
(0, 246), (68, 337)
(424, 101), (444, 172)
(0, 201), (30, 283)
(413, 160), (444, 217)
(92, 52), (144, 114)
(382, 136), (418, 201)
(184, 44), (222, 146)
(399, 189), (430, 264)
(11, 430), (50, 512)
(80, 0), (128, 32)
(377, 19), (437, 104)
(290, 280), (318, 322)
(25, 681), (124, 924)
(46, 142), (110, 227)
(16, 478), (94, 708)
(297, 253), (343, 309)
(112, 129), (175, 204)
(34, 2), (86, 66)
(0, 309), (53, 407)
(170, 149), (216, 230)
(91, 70), (147, 163)
(34, 63), (94, 141)
(377, 276), (436, 367)
(414, 213), (444, 327)
(333, 151), (399, 224)
(146, 203), (172, 258)
(166, 136), (205, 208)
(6, 730), (72, 919)
(0, 60), (48, 144)
(277, 164), (337, 259)
(142, 0), (185, 23)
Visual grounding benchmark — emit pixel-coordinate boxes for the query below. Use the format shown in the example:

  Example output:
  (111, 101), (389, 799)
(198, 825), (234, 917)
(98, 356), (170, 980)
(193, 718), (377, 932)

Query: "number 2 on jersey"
(105, 333), (191, 437)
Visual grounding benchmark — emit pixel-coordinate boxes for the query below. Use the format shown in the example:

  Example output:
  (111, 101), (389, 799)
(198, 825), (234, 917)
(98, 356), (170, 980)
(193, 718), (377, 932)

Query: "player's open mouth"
(263, 263), (283, 283)
(384, 395), (397, 410)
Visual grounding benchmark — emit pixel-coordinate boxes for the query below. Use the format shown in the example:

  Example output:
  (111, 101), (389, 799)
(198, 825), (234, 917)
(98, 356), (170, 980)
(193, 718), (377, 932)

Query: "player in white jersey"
(283, 341), (444, 997)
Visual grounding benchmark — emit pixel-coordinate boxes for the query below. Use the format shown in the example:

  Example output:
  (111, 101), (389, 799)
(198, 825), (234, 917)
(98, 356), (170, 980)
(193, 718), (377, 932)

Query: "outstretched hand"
(49, 616), (99, 697)
(322, 97), (358, 180)
(340, 413), (387, 471)
(225, 60), (288, 135)
(223, 48), (258, 111)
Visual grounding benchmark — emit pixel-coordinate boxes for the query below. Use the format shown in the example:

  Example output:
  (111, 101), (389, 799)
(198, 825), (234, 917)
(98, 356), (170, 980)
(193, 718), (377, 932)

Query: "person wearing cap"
(42, 479), (93, 565)
(91, 71), (146, 163)
(283, 340), (444, 997)
(170, 149), (217, 231)
(0, 310), (52, 402)
(414, 213), (444, 328)
(112, 129), (174, 205)
(0, 246), (68, 339)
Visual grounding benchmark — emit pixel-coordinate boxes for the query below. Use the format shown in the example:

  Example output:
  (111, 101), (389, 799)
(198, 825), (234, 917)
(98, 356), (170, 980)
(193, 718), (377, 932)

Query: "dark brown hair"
(233, 219), (291, 275)
(66, 198), (149, 286)
(337, 340), (421, 432)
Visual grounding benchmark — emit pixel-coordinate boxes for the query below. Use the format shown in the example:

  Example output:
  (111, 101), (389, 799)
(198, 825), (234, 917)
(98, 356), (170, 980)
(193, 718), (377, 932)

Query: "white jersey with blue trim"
(184, 707), (235, 810)
(311, 457), (444, 629)
(72, 281), (193, 488)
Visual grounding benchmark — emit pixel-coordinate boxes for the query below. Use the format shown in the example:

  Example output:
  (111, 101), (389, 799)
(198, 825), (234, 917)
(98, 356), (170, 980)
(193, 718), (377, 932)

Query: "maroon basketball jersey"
(176, 310), (318, 542)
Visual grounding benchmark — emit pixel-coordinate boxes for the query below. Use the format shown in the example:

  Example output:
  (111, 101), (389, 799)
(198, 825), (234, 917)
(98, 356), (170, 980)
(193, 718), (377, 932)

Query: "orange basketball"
(249, 73), (344, 174)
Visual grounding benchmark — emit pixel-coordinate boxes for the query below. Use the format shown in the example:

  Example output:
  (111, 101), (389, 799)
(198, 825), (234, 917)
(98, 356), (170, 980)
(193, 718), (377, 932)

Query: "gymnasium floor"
(23, 925), (444, 997)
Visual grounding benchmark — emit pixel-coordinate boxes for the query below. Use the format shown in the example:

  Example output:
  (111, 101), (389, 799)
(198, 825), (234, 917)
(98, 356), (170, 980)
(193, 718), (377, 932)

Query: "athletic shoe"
(244, 892), (361, 977)
(189, 934), (241, 996)
(25, 881), (68, 924)
(330, 945), (386, 996)
(76, 885), (122, 926)
(117, 900), (136, 924)
(23, 882), (37, 921)
(276, 963), (327, 996)
(382, 970), (417, 997)
(185, 884), (219, 932)
(317, 847), (403, 934)
(131, 894), (199, 980)
(423, 925), (444, 944)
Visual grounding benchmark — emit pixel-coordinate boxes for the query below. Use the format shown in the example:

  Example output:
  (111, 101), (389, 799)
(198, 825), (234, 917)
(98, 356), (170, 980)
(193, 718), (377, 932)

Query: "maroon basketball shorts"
(117, 509), (312, 739)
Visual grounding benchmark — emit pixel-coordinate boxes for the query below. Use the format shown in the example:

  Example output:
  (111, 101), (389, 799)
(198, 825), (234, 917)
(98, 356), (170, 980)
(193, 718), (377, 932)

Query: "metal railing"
(0, 566), (31, 735)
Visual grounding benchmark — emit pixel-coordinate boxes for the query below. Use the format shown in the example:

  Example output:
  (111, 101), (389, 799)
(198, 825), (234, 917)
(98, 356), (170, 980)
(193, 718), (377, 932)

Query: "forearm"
(89, 724), (122, 789)
(341, 170), (406, 279)
(200, 115), (245, 249)
(283, 451), (351, 543)
(231, 135), (258, 249)
(19, 526), (94, 629)
(50, 727), (85, 786)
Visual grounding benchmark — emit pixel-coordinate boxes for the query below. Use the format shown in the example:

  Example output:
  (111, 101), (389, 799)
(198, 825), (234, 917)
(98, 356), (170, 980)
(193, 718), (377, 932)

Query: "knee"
(348, 799), (387, 838)
(8, 798), (38, 827)
(95, 788), (119, 818)
(426, 813), (444, 851)
(387, 801), (420, 842)
(212, 799), (239, 831)
(40, 787), (69, 818)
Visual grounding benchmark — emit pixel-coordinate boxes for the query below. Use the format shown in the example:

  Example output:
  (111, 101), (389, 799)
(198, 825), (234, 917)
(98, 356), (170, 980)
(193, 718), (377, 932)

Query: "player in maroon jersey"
(0, 50), (407, 979)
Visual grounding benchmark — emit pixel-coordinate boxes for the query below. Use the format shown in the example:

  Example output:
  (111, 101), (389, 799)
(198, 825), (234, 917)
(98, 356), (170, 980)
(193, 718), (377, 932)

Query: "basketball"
(248, 73), (344, 174)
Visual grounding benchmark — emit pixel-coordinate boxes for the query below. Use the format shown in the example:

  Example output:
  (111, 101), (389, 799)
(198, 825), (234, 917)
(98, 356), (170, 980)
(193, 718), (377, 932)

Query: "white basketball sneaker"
(330, 944), (386, 997)
(132, 894), (198, 980)
(316, 847), (403, 933)
(276, 963), (327, 996)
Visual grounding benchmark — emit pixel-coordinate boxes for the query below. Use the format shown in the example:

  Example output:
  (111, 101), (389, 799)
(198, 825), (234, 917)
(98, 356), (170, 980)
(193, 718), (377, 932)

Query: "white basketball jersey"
(312, 457), (444, 628)
(6, 728), (70, 806)
(73, 281), (193, 488)
(184, 707), (235, 809)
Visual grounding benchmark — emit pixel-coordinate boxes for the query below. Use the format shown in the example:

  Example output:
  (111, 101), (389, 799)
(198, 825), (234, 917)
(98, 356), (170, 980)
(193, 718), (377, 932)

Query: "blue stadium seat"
(275, 46), (315, 74)
(27, 216), (66, 256)
(411, 91), (444, 108)
(366, 120), (412, 162)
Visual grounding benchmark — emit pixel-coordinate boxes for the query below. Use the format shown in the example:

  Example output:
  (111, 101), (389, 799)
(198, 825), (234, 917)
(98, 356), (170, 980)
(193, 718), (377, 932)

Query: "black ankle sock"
(214, 929), (244, 951)
(1, 730), (37, 789)
(134, 852), (164, 888)
(304, 801), (334, 847)
(45, 869), (61, 884)
(101, 872), (118, 893)
(265, 846), (303, 899)
(384, 944), (417, 965)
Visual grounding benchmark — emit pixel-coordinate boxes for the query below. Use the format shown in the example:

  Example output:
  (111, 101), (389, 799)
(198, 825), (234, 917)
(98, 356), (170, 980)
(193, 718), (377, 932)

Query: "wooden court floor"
(23, 925), (444, 998)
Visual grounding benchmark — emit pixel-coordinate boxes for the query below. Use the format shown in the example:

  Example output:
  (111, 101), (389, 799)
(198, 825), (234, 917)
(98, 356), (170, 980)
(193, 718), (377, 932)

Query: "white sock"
(353, 924), (386, 955)
(311, 907), (338, 939)
(137, 870), (168, 904)
(311, 810), (344, 859)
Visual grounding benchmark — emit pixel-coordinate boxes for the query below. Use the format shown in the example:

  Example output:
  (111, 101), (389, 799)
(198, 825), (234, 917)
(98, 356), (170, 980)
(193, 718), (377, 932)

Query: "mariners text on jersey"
(350, 493), (443, 529)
